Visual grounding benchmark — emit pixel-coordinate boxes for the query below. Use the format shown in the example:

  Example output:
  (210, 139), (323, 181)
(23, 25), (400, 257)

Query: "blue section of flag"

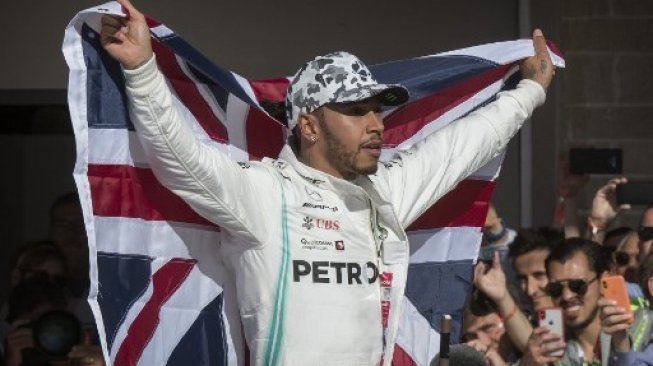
(187, 64), (230, 112)
(156, 34), (255, 107)
(404, 260), (474, 343)
(167, 293), (229, 366)
(371, 55), (497, 102)
(81, 24), (133, 130)
(97, 252), (153, 351)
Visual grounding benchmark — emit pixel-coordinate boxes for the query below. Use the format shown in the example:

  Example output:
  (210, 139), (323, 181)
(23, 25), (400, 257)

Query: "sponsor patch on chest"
(301, 216), (340, 231)
(292, 260), (379, 285)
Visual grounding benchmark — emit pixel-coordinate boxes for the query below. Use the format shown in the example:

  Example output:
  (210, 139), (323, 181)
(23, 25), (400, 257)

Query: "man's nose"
(526, 278), (538, 296)
(365, 111), (384, 134)
(560, 284), (576, 301)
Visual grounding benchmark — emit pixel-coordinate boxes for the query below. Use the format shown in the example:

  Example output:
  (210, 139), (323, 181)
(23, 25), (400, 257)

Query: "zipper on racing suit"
(369, 198), (392, 346)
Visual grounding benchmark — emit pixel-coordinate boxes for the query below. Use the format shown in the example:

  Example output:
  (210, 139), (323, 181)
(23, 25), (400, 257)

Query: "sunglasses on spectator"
(614, 251), (638, 266)
(544, 277), (597, 298)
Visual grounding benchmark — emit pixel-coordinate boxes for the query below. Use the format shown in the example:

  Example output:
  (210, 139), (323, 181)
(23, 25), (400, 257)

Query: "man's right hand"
(100, 0), (153, 69)
(518, 326), (565, 366)
(474, 251), (508, 303)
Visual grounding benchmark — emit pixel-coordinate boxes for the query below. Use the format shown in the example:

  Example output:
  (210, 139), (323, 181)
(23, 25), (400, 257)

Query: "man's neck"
(571, 314), (602, 360)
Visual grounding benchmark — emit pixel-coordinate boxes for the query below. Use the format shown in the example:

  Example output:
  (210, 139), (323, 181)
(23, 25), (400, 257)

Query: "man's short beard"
(316, 113), (378, 178)
(567, 300), (600, 331)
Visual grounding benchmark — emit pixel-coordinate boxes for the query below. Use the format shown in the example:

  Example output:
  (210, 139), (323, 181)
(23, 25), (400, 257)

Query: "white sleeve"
(122, 56), (275, 245)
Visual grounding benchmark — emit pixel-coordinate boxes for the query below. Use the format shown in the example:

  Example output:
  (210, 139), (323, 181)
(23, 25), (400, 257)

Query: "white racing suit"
(122, 56), (545, 366)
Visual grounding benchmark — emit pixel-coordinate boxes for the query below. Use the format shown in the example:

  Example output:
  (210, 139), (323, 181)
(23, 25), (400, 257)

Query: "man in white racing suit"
(101, 0), (556, 364)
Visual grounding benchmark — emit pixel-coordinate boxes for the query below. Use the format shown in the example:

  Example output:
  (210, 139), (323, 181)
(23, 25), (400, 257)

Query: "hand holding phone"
(601, 275), (632, 314)
(616, 182), (653, 206)
(537, 308), (565, 357)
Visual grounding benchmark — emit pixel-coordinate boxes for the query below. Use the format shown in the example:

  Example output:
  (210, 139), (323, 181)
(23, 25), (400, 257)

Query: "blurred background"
(0, 0), (651, 300)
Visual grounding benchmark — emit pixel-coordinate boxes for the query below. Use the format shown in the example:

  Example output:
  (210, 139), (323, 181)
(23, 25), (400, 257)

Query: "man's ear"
(297, 112), (319, 142)
(648, 277), (653, 299)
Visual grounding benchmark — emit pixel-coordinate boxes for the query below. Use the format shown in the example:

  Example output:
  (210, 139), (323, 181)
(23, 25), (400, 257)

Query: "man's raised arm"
(100, 0), (274, 244)
(383, 29), (556, 227)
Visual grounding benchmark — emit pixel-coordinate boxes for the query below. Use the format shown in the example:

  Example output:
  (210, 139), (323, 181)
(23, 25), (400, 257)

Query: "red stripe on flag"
(114, 258), (196, 366)
(245, 108), (285, 161)
(152, 40), (230, 143)
(88, 164), (215, 227)
(249, 78), (289, 103)
(407, 179), (496, 231)
(246, 78), (288, 160)
(546, 40), (564, 59)
(392, 345), (418, 366)
(383, 65), (512, 147)
(144, 16), (162, 28)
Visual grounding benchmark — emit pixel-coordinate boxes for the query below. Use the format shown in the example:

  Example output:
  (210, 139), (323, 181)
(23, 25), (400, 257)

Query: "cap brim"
(333, 84), (409, 107)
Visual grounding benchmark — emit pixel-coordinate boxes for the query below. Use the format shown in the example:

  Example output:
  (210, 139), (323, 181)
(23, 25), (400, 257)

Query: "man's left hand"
(520, 29), (555, 90)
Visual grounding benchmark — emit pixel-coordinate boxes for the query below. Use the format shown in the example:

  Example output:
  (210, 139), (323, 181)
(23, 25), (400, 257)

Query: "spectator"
(1, 241), (67, 322)
(601, 253), (653, 365)
(614, 230), (640, 284)
(519, 238), (611, 365)
(47, 193), (96, 333)
(2, 277), (103, 366)
(610, 230), (648, 311)
(604, 226), (635, 254)
(8, 240), (67, 290)
(463, 287), (515, 365)
(508, 227), (563, 312)
(639, 207), (653, 262)
(474, 252), (533, 353)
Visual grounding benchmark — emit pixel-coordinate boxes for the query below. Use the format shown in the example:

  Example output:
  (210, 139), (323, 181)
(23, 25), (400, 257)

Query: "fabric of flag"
(63, 3), (564, 365)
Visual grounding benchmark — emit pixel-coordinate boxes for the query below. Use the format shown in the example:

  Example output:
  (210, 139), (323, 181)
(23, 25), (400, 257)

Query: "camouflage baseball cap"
(285, 51), (409, 131)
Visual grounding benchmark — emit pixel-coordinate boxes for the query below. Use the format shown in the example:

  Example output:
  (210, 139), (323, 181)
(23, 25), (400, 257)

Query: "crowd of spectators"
(467, 169), (653, 365)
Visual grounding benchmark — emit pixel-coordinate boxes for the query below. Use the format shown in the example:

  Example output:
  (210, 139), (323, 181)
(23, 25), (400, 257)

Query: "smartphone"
(601, 275), (632, 314)
(569, 148), (622, 175)
(538, 308), (565, 357)
(616, 182), (653, 206)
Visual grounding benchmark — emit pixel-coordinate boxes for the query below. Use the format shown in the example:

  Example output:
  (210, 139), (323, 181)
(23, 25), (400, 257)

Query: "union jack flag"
(63, 2), (564, 365)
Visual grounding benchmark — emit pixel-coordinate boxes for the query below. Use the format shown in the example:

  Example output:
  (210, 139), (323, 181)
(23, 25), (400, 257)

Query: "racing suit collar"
(278, 144), (372, 194)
